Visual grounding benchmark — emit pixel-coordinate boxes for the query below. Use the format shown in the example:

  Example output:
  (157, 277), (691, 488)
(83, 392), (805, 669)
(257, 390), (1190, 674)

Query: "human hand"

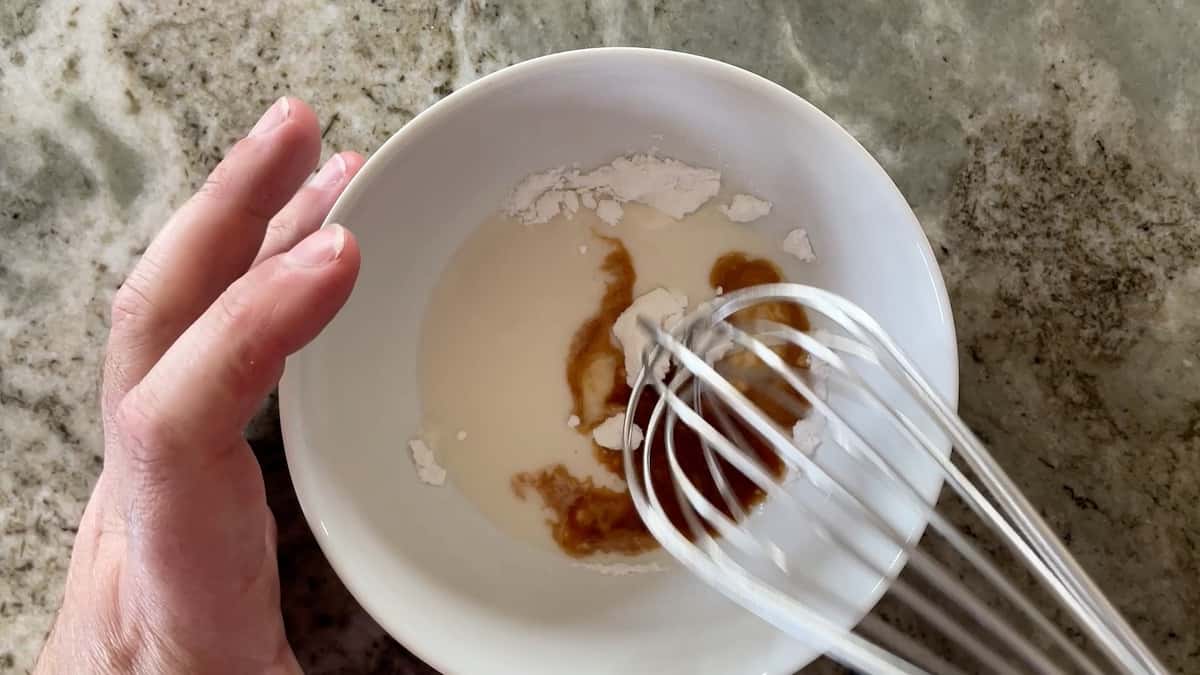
(36, 98), (364, 674)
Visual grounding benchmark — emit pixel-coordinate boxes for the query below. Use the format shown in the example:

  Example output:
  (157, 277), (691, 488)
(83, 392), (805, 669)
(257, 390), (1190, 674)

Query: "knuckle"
(262, 212), (297, 246)
(109, 262), (160, 331)
(100, 350), (131, 410)
(113, 392), (176, 470)
(195, 142), (280, 224)
(105, 259), (166, 398)
(195, 153), (237, 202)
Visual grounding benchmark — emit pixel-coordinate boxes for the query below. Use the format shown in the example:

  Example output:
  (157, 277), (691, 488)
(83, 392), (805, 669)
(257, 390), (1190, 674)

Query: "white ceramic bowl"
(280, 48), (957, 674)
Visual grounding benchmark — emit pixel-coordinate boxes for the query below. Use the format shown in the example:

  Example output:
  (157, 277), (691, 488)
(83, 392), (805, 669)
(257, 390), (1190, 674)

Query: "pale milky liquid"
(419, 202), (793, 552)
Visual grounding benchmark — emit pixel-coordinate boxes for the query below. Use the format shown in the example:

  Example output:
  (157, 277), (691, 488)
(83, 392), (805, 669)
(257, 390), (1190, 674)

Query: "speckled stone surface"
(2, 1), (1198, 673)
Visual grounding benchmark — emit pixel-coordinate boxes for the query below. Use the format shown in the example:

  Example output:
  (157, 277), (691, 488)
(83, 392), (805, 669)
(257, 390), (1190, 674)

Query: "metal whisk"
(621, 283), (1169, 675)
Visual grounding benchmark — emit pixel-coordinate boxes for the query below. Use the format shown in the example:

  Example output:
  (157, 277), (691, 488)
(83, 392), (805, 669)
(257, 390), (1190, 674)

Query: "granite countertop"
(2, 1), (1198, 673)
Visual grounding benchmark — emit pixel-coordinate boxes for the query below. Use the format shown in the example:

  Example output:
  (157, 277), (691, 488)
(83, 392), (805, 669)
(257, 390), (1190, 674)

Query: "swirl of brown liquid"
(513, 240), (810, 557)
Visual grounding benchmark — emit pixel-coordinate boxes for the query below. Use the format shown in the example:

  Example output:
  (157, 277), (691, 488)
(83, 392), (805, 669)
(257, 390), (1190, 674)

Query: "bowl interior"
(281, 49), (957, 675)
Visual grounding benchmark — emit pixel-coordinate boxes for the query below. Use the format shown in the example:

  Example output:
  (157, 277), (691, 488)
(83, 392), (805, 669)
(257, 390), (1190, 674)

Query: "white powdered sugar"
(505, 154), (722, 226)
(784, 362), (831, 485)
(592, 411), (644, 450)
(408, 438), (447, 486)
(791, 413), (825, 455)
(611, 287), (689, 387)
(595, 198), (623, 226)
(782, 228), (816, 262)
(571, 560), (668, 576)
(720, 193), (772, 223)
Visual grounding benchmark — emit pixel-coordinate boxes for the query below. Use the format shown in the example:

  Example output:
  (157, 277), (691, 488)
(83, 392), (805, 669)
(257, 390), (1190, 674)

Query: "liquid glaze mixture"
(513, 246), (809, 556)
(419, 202), (806, 554)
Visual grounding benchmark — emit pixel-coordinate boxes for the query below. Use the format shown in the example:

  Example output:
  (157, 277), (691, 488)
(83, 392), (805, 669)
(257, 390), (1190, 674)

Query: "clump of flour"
(611, 287), (689, 387)
(592, 411), (645, 450)
(720, 193), (772, 222)
(506, 154), (722, 225)
(408, 438), (447, 486)
(782, 228), (816, 262)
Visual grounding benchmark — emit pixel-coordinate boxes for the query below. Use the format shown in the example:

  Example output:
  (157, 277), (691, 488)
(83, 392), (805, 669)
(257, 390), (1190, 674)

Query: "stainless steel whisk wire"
(620, 283), (1169, 675)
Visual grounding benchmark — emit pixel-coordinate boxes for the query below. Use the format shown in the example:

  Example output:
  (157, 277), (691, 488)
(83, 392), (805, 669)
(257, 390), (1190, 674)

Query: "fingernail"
(288, 223), (345, 267)
(307, 153), (347, 189)
(249, 97), (290, 137)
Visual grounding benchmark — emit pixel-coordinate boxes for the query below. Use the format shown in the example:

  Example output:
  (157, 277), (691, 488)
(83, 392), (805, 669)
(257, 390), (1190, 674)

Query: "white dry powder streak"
(571, 561), (668, 576)
(505, 155), (722, 225)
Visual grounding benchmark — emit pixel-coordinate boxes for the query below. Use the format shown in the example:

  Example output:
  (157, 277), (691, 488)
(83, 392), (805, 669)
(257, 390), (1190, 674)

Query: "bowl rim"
(281, 46), (959, 674)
